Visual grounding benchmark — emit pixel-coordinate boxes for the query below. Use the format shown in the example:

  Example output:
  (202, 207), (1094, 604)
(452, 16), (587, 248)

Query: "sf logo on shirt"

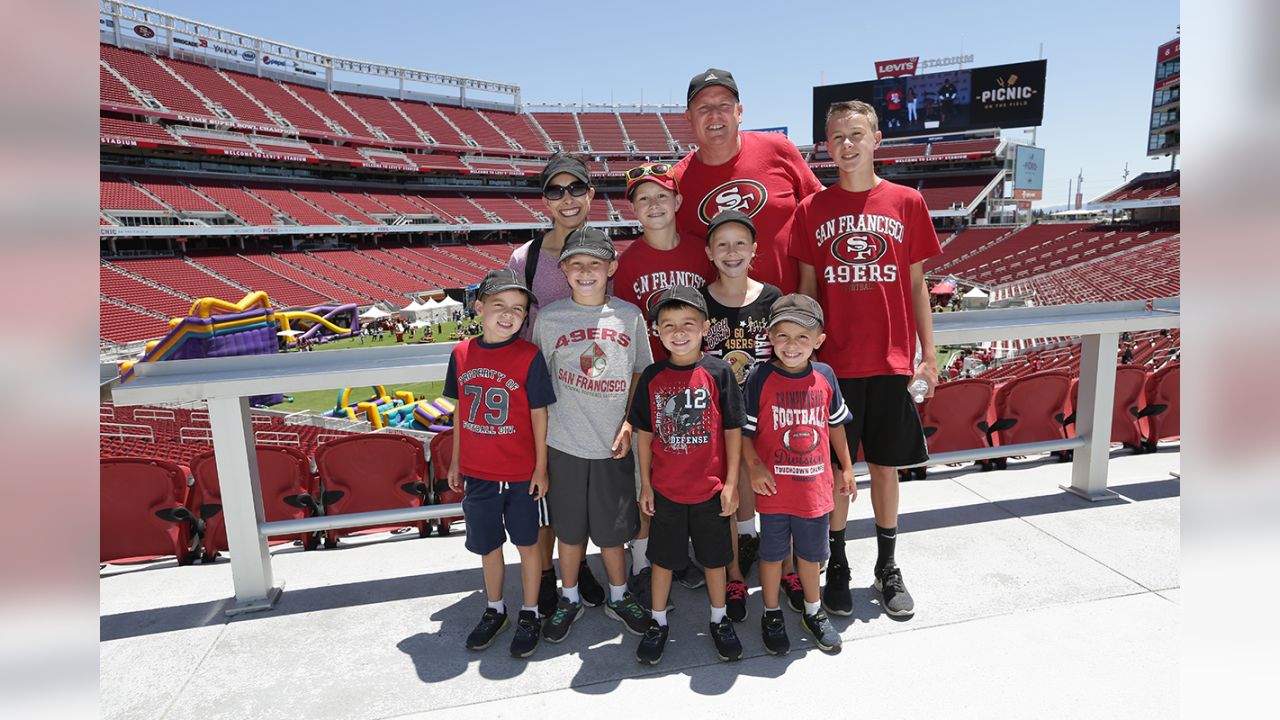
(825, 231), (898, 285)
(698, 179), (769, 223)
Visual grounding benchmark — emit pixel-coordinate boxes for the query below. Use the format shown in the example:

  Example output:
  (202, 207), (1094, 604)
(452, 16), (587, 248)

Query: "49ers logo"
(698, 179), (768, 223)
(830, 231), (888, 265)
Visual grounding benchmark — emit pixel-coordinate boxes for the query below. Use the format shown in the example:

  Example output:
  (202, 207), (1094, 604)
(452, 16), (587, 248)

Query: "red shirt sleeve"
(906, 191), (942, 265)
(787, 196), (816, 266)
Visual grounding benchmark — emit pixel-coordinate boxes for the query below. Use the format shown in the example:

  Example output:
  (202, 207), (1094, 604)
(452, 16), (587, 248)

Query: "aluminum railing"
(110, 297), (1180, 614)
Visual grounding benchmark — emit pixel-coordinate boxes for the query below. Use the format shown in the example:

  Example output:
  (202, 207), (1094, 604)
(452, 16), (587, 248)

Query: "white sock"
(652, 609), (668, 626)
(764, 606), (781, 614)
(737, 518), (758, 536)
(521, 605), (538, 618)
(804, 600), (821, 616)
(562, 584), (581, 604)
(710, 605), (727, 623)
(488, 599), (505, 613)
(609, 583), (627, 603)
(631, 538), (651, 574)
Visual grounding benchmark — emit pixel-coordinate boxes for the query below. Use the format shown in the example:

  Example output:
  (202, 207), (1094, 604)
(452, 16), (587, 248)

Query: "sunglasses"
(625, 163), (673, 182)
(543, 180), (591, 201)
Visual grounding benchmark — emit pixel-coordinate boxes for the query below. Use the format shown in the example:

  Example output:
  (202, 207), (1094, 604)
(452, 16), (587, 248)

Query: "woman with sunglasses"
(508, 153), (599, 345)
(507, 152), (608, 615)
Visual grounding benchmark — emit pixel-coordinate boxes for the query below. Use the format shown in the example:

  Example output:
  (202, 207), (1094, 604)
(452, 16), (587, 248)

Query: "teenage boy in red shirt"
(790, 100), (941, 619)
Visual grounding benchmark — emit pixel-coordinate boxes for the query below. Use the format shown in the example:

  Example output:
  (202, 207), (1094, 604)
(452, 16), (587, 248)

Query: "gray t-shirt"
(531, 296), (654, 458)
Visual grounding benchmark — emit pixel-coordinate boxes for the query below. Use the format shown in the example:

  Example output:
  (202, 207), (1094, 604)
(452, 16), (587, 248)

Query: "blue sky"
(131, 0), (1178, 207)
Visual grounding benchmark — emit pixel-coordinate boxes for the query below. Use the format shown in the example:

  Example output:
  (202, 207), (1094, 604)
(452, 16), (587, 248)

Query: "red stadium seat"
(100, 457), (197, 565)
(1140, 362), (1180, 451)
(916, 378), (996, 475)
(189, 446), (321, 562)
(314, 434), (429, 546)
(427, 430), (464, 535)
(990, 370), (1073, 467)
(1064, 365), (1149, 452)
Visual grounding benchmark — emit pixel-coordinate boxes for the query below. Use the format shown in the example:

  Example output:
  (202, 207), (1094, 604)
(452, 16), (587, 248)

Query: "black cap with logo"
(687, 67), (739, 104)
(648, 284), (709, 321)
(539, 153), (591, 190)
(768, 293), (824, 329)
(558, 226), (617, 262)
(477, 268), (538, 304)
(705, 208), (757, 243)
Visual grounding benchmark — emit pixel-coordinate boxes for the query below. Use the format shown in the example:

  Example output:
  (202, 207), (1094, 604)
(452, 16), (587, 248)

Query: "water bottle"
(909, 378), (929, 404)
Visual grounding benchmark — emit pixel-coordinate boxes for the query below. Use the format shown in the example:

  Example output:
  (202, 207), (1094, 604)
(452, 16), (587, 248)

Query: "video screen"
(812, 60), (1047, 143)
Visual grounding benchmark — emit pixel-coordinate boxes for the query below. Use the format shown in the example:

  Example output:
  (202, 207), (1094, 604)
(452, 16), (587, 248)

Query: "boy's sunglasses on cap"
(543, 180), (591, 201)
(625, 163), (673, 181)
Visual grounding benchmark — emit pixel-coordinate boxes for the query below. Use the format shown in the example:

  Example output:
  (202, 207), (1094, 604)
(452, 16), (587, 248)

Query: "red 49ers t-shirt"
(788, 179), (942, 378)
(443, 336), (556, 481)
(613, 238), (715, 361)
(673, 132), (823, 294)
(742, 361), (851, 518)
(628, 355), (746, 504)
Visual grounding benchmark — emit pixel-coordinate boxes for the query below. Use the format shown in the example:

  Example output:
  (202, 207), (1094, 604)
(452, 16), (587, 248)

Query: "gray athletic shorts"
(546, 446), (640, 548)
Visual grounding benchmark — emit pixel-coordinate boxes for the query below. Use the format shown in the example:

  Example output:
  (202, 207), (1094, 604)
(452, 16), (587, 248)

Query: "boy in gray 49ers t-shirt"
(530, 227), (654, 642)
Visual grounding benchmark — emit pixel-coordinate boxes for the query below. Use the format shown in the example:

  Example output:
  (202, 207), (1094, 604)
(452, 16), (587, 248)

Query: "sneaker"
(737, 534), (760, 578)
(537, 569), (559, 618)
(674, 560), (706, 589)
(627, 567), (675, 613)
(709, 617), (743, 661)
(802, 608), (842, 653)
(725, 580), (748, 623)
(636, 620), (669, 665)
(465, 608), (508, 650)
(605, 592), (651, 636)
(760, 610), (790, 655)
(875, 564), (915, 617)
(823, 562), (853, 617)
(577, 559), (606, 607)
(541, 597), (584, 643)
(781, 572), (805, 613)
(508, 610), (540, 658)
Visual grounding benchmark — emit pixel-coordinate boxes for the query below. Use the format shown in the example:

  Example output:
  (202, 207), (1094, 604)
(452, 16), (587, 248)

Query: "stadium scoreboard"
(811, 59), (1048, 143)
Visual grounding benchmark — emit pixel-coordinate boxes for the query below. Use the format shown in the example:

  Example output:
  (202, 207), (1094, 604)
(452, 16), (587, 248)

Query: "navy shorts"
(759, 513), (831, 564)
(461, 477), (547, 555)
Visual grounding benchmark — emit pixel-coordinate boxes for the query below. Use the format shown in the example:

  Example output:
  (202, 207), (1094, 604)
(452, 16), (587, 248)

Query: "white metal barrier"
(111, 298), (1179, 615)
(133, 407), (175, 421)
(100, 422), (154, 441)
(179, 427), (212, 444)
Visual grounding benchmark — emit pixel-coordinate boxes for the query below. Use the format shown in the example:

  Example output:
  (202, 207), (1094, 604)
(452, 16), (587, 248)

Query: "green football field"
(270, 321), (471, 414)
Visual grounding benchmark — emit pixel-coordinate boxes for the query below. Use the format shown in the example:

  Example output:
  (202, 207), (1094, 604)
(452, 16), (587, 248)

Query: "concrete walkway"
(100, 448), (1180, 719)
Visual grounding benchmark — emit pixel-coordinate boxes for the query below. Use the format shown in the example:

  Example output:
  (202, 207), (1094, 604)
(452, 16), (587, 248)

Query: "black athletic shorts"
(647, 489), (733, 571)
(838, 375), (929, 468)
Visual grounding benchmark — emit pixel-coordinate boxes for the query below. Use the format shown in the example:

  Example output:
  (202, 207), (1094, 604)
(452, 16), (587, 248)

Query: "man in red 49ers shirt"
(790, 100), (941, 621)
(673, 68), (823, 294)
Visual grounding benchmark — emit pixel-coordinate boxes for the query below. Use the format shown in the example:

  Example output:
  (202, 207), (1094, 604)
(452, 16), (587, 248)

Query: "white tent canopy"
(964, 287), (989, 298)
(359, 305), (392, 319)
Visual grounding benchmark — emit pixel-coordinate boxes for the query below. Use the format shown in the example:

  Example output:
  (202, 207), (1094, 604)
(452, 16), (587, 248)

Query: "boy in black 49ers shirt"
(628, 285), (746, 665)
(790, 100), (941, 619)
(742, 294), (855, 654)
(445, 269), (556, 659)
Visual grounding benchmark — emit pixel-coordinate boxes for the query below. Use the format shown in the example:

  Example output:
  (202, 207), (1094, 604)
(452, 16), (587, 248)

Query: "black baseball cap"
(540, 153), (591, 190)
(477, 268), (538, 304)
(768, 294), (824, 329)
(705, 209), (756, 243)
(687, 67), (739, 104)
(558, 226), (617, 262)
(649, 285), (708, 321)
